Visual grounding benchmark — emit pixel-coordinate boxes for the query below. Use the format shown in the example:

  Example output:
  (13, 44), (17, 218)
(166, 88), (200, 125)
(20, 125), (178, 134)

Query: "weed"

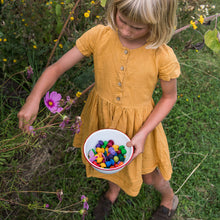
(0, 0), (219, 219)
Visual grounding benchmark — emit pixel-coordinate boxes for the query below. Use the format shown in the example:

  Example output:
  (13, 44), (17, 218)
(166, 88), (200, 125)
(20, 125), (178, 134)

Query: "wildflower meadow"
(0, 0), (219, 219)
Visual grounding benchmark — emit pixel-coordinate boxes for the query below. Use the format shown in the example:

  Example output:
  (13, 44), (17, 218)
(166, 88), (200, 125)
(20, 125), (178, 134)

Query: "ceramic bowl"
(83, 129), (133, 174)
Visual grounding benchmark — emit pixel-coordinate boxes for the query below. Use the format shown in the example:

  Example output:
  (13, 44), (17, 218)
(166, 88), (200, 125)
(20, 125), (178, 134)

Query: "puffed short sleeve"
(156, 44), (181, 81)
(76, 25), (104, 57)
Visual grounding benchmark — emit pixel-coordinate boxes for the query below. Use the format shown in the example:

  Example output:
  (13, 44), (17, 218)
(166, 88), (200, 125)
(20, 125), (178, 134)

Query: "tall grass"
(0, 0), (220, 219)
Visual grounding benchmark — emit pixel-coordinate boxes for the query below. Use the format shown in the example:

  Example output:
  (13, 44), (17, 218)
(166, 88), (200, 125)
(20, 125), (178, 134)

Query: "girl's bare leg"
(143, 169), (174, 209)
(94, 181), (120, 219)
(105, 181), (121, 203)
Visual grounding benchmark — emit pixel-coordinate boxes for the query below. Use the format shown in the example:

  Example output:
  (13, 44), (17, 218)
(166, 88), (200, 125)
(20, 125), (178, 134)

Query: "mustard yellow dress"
(73, 25), (181, 197)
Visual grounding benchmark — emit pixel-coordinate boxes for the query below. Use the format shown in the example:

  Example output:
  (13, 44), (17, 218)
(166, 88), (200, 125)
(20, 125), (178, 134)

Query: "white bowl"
(83, 129), (134, 174)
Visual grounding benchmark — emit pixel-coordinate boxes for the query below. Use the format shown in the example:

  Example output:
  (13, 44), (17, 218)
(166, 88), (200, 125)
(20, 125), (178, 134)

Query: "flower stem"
(0, 197), (80, 214)
(46, 0), (81, 67)
(46, 82), (95, 126)
(174, 13), (220, 35)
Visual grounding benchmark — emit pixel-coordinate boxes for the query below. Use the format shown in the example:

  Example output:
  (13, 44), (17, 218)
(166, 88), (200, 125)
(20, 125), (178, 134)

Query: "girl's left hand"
(126, 132), (146, 161)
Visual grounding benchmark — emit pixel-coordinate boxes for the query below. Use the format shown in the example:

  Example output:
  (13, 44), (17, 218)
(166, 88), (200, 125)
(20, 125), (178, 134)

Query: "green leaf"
(100, 0), (107, 7)
(56, 19), (63, 34)
(204, 29), (220, 54)
(55, 4), (62, 17)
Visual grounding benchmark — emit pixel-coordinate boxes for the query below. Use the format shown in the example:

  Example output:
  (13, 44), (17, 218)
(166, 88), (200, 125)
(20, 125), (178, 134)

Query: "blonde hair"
(106, 0), (177, 49)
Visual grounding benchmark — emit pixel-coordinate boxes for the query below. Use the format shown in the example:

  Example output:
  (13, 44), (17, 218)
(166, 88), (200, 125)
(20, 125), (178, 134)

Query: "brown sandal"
(93, 195), (113, 220)
(150, 195), (179, 220)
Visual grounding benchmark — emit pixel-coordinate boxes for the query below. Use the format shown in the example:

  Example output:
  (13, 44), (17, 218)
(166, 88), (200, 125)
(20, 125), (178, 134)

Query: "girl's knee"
(142, 169), (160, 185)
(142, 173), (154, 185)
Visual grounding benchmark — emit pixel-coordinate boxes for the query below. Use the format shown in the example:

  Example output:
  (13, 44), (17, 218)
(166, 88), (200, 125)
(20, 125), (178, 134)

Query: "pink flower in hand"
(44, 91), (63, 113)
(59, 116), (70, 129)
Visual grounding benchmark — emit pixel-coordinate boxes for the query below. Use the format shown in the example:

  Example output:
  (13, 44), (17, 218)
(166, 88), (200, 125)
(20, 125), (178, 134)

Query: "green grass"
(0, 0), (220, 219)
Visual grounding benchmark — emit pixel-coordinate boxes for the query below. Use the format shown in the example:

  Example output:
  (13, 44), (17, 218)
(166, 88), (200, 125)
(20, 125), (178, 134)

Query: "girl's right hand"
(17, 98), (40, 133)
(17, 46), (85, 133)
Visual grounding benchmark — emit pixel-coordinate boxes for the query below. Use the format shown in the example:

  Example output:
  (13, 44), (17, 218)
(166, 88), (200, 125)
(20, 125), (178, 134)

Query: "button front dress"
(73, 25), (181, 197)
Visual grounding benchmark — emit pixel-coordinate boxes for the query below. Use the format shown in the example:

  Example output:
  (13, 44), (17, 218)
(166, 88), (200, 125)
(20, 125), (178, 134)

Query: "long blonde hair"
(106, 0), (177, 49)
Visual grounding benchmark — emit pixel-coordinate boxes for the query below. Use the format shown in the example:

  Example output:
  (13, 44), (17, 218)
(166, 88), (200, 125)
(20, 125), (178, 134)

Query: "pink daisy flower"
(44, 91), (63, 113)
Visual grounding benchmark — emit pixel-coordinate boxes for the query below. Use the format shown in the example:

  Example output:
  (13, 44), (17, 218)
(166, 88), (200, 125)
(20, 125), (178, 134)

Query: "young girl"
(18, 0), (181, 219)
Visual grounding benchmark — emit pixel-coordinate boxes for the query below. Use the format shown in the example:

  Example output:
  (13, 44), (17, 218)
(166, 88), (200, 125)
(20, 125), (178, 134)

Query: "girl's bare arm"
(129, 78), (178, 160)
(18, 46), (85, 131)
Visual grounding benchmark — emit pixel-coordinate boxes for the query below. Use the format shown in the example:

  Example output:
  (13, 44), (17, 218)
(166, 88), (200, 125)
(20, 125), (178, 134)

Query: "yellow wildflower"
(3, 58), (7, 62)
(1, 0), (4, 4)
(54, 39), (58, 42)
(90, 1), (95, 4)
(198, 15), (204, 24)
(186, 99), (189, 102)
(96, 15), (100, 19)
(193, 24), (198, 29)
(33, 45), (37, 49)
(59, 43), (63, 49)
(70, 16), (74, 21)
(76, 91), (82, 97)
(22, 19), (25, 22)
(60, 2), (64, 4)
(13, 59), (17, 63)
(0, 38), (2, 42)
(84, 12), (90, 18)
(3, 38), (7, 42)
(190, 20), (198, 30)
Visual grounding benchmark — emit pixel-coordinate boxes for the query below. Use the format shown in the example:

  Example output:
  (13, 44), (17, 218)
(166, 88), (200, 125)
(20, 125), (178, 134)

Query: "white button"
(124, 50), (128, 54)
(118, 82), (122, 87)
(120, 66), (124, 71)
(116, 97), (120, 101)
